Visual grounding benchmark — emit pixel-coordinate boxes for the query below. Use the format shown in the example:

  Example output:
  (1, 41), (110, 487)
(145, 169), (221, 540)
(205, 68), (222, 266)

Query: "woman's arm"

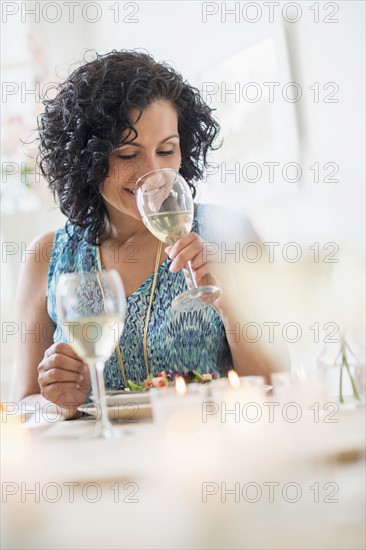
(11, 232), (90, 420)
(210, 290), (291, 380)
(166, 233), (291, 381)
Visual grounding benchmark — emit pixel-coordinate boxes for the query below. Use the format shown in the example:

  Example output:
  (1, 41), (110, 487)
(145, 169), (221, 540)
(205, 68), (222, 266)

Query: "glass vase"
(317, 337), (365, 408)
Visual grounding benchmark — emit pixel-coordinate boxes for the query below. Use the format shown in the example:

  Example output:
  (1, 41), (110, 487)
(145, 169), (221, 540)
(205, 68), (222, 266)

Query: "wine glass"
(56, 270), (126, 438)
(135, 168), (221, 312)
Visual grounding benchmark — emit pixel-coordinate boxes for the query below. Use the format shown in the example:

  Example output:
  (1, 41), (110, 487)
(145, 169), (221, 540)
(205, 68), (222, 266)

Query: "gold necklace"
(95, 239), (163, 386)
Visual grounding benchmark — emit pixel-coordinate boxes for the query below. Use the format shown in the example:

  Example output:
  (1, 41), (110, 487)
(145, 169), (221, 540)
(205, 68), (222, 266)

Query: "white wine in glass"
(62, 315), (123, 363)
(142, 211), (193, 244)
(56, 270), (126, 438)
(136, 168), (221, 312)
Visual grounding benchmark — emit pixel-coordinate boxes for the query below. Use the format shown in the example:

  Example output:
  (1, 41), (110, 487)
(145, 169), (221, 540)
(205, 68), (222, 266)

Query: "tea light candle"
(218, 370), (267, 434)
(150, 377), (204, 427)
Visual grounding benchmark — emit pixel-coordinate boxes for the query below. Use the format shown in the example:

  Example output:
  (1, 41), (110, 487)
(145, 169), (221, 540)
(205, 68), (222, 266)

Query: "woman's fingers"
(38, 342), (91, 409)
(44, 341), (83, 361)
(43, 382), (83, 395)
(40, 342), (87, 377)
(40, 367), (83, 387)
(39, 352), (86, 374)
(167, 232), (220, 283)
(39, 367), (91, 409)
(167, 232), (223, 291)
(165, 232), (196, 256)
(41, 383), (90, 411)
(168, 234), (206, 272)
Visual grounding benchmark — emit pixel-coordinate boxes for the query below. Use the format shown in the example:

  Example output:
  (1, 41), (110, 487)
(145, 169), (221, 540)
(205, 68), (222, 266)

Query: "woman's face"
(101, 100), (181, 221)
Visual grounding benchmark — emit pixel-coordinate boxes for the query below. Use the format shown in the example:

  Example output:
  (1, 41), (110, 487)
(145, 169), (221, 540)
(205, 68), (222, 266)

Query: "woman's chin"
(124, 204), (142, 221)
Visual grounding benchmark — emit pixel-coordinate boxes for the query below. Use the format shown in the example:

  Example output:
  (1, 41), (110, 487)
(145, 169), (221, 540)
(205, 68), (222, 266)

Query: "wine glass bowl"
(56, 270), (127, 438)
(135, 168), (221, 312)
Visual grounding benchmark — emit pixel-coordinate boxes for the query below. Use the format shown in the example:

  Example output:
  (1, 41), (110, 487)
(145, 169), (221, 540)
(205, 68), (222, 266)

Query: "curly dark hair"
(37, 49), (221, 243)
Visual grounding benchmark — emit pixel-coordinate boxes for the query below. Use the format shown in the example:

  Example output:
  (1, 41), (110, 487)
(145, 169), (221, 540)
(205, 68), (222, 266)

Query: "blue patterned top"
(47, 204), (233, 388)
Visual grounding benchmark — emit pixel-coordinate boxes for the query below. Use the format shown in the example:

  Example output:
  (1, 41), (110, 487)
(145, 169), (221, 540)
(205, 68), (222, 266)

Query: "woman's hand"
(38, 342), (91, 417)
(166, 232), (227, 312)
(166, 232), (214, 283)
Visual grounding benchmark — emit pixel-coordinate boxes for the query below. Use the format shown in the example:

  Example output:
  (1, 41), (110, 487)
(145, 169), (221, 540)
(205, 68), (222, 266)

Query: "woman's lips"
(125, 188), (136, 195)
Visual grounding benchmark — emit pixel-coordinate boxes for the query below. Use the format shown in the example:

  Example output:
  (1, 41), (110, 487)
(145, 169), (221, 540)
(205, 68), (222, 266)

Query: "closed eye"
(118, 154), (136, 160)
(117, 150), (174, 160)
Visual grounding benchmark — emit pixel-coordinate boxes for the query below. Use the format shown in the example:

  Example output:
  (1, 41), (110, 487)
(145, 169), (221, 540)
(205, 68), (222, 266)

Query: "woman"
(13, 50), (288, 419)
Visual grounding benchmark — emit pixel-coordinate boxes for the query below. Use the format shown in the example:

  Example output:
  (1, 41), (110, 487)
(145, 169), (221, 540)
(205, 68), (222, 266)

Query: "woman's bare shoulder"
(17, 231), (57, 299)
(24, 231), (56, 267)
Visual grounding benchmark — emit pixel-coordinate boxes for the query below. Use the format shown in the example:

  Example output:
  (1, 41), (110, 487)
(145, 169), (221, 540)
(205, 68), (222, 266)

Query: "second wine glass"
(135, 168), (221, 312)
(56, 270), (126, 438)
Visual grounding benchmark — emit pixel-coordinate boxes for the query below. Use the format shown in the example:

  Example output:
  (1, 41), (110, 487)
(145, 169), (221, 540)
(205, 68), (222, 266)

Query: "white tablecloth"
(2, 401), (365, 549)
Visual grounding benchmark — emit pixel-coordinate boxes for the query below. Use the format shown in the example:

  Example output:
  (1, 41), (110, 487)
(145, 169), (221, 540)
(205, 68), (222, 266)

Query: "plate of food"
(101, 390), (151, 407)
(93, 371), (272, 409)
(109, 371), (273, 395)
(124, 370), (221, 391)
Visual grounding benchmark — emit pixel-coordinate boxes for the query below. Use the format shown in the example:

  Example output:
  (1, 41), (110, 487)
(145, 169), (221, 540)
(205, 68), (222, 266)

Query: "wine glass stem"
(186, 260), (198, 289)
(89, 362), (98, 401)
(94, 361), (111, 434)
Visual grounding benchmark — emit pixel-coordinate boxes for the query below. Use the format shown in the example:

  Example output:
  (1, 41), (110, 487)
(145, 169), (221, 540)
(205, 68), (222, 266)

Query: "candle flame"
(175, 376), (187, 396)
(228, 370), (241, 389)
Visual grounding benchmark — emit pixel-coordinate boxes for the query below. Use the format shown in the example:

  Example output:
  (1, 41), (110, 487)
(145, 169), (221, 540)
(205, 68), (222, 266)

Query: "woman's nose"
(136, 157), (160, 181)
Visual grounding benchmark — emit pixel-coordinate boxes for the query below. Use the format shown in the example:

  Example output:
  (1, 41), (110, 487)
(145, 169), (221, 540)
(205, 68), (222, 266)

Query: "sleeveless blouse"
(47, 204), (233, 389)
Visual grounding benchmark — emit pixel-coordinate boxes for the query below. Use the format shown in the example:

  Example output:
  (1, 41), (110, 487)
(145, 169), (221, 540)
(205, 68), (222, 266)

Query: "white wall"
(276, 2), (365, 247)
(88, 1), (364, 248)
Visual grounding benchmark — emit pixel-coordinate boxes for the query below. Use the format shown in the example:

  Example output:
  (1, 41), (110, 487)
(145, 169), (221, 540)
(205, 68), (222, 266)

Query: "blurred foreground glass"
(150, 384), (207, 427)
(271, 369), (326, 407)
(208, 375), (268, 401)
(56, 271), (126, 438)
(136, 168), (221, 312)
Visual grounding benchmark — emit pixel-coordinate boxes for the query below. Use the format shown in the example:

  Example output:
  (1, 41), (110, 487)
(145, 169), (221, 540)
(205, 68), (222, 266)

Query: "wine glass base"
(80, 404), (121, 439)
(172, 285), (222, 313)
(80, 421), (121, 440)
(95, 423), (120, 439)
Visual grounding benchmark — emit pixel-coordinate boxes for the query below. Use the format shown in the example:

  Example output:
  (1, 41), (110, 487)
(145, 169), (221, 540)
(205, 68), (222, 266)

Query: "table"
(1, 399), (365, 549)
